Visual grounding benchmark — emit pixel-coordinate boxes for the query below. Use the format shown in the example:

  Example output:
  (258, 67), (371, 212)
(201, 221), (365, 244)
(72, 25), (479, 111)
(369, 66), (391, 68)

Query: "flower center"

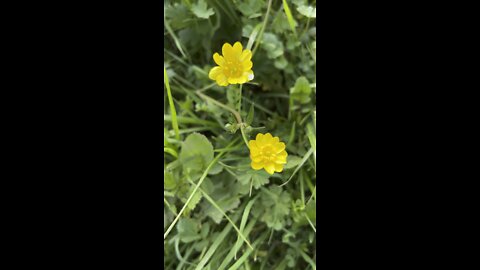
(260, 145), (276, 162)
(223, 60), (243, 78)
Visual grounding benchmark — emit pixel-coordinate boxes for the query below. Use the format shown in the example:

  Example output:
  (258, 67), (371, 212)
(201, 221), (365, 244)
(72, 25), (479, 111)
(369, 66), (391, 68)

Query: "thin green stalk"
(304, 212), (316, 233)
(164, 198), (178, 216)
(164, 67), (180, 140)
(164, 147), (178, 158)
(300, 169), (305, 208)
(237, 84), (250, 148)
(282, 0), (297, 38)
(228, 233), (268, 270)
(164, 16), (188, 58)
(252, 0), (273, 57)
(237, 84), (242, 112)
(306, 185), (316, 205)
(196, 90), (250, 149)
(185, 177), (253, 251)
(164, 150), (226, 240)
(286, 122), (296, 148)
(163, 138), (239, 240)
(279, 147), (314, 187)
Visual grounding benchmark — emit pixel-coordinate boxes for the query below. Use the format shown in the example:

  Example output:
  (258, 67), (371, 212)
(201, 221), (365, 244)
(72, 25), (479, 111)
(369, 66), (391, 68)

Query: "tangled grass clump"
(164, 0), (316, 268)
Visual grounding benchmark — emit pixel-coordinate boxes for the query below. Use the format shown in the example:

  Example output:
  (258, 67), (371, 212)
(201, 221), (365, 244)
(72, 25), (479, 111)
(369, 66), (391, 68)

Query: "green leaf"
(262, 33), (284, 59)
(256, 186), (292, 230)
(164, 170), (176, 189)
(297, 5), (316, 18)
(237, 0), (263, 16)
(177, 217), (202, 243)
(185, 184), (203, 211)
(272, 13), (291, 33)
(237, 169), (270, 189)
(284, 155), (302, 169)
(290, 76), (312, 104)
(208, 162), (223, 175)
(202, 174), (241, 223)
(205, 196), (240, 224)
(179, 133), (214, 172)
(165, 3), (191, 30)
(274, 56), (288, 69)
(191, 0), (215, 19)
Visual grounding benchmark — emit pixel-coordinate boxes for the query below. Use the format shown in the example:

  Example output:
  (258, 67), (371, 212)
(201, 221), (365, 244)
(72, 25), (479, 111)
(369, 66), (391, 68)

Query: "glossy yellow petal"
(213, 53), (225, 66)
(216, 73), (228, 86)
(255, 133), (264, 142)
(236, 75), (247, 84)
(274, 155), (287, 164)
(249, 140), (259, 150)
(209, 66), (222, 80)
(264, 162), (275, 175)
(232, 42), (243, 57)
(240, 49), (252, 62)
(274, 163), (284, 172)
(242, 60), (253, 71)
(263, 133), (273, 142)
(228, 77), (240, 84)
(250, 154), (263, 163)
(250, 151), (261, 159)
(251, 161), (263, 170)
(222, 43), (234, 59)
(277, 150), (288, 159)
(274, 142), (286, 153)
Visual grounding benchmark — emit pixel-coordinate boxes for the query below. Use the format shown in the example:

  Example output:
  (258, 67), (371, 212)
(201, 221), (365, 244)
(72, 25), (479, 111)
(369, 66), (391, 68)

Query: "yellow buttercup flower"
(249, 133), (288, 175)
(209, 42), (254, 86)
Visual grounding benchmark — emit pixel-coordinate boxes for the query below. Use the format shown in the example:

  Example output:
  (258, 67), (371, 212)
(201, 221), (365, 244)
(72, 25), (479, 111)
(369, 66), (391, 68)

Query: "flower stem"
(252, 0), (273, 57)
(237, 84), (250, 148)
(237, 84), (243, 112)
(196, 89), (250, 149)
(240, 124), (250, 148)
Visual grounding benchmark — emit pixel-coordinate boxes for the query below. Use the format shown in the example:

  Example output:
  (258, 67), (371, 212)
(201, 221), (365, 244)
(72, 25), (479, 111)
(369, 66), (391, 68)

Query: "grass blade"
(164, 115), (219, 127)
(306, 123), (316, 170)
(227, 232), (268, 270)
(234, 197), (258, 256)
(282, 0), (297, 37)
(217, 218), (258, 270)
(163, 16), (187, 58)
(194, 221), (235, 270)
(279, 147), (314, 187)
(164, 147), (178, 158)
(246, 23), (262, 51)
(164, 151), (225, 240)
(164, 68), (180, 140)
(252, 0), (273, 56)
(185, 178), (254, 251)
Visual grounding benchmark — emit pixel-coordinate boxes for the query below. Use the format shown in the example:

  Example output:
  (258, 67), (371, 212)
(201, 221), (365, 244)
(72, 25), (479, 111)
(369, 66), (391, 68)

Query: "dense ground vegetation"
(164, 0), (316, 269)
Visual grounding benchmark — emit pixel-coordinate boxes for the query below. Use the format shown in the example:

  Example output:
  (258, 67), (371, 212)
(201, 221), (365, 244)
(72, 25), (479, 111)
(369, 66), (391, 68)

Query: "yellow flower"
(249, 133), (288, 175)
(209, 42), (254, 86)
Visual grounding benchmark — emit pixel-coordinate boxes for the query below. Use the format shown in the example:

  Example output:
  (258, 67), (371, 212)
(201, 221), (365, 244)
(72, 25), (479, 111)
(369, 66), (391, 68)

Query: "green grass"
(164, 0), (316, 268)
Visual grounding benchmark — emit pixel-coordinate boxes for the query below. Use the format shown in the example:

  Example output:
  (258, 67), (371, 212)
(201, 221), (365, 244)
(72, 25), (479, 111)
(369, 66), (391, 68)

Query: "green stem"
(252, 0), (273, 57)
(163, 140), (235, 240)
(237, 84), (250, 148)
(196, 89), (250, 149)
(164, 68), (180, 140)
(240, 125), (250, 148)
(237, 84), (243, 112)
